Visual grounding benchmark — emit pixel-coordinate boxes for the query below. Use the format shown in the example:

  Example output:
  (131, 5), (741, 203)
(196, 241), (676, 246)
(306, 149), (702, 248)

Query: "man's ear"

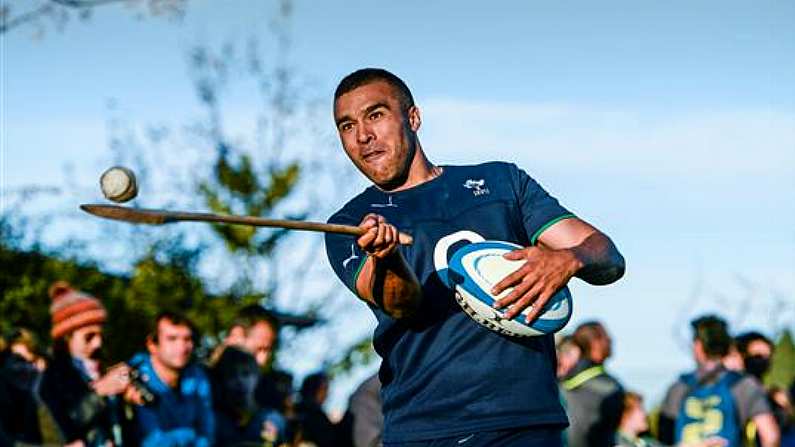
(226, 325), (246, 345)
(145, 334), (156, 354)
(408, 106), (421, 132)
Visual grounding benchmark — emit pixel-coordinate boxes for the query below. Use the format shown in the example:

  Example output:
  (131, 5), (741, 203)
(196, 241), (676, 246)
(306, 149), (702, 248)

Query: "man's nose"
(356, 122), (373, 145)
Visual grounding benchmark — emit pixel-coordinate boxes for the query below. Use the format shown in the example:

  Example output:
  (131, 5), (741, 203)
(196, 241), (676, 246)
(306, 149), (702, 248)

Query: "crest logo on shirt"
(370, 196), (398, 208)
(463, 179), (489, 196)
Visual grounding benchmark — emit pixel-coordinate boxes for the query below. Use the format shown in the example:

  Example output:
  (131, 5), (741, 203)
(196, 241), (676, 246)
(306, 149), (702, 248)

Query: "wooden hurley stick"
(80, 204), (413, 245)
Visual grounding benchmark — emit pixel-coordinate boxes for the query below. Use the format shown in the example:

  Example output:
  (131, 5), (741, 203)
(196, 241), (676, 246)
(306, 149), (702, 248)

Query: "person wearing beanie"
(39, 281), (135, 446)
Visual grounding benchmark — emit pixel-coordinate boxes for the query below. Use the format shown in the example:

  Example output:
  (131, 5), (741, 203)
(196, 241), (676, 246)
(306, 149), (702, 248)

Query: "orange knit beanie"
(49, 281), (107, 339)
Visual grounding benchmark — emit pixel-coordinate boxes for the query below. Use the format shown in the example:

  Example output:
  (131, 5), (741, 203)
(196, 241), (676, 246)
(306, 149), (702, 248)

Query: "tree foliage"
(767, 329), (795, 389)
(0, 217), (245, 363)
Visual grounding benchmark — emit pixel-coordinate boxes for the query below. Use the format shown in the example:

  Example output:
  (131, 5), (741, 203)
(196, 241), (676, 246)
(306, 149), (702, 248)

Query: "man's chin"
(369, 170), (409, 191)
(167, 360), (190, 370)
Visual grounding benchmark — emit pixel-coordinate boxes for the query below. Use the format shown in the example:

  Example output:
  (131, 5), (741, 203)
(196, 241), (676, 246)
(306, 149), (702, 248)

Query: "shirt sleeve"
(325, 211), (368, 296)
(658, 380), (687, 444)
(507, 163), (575, 245)
(660, 380), (688, 418)
(732, 375), (773, 424)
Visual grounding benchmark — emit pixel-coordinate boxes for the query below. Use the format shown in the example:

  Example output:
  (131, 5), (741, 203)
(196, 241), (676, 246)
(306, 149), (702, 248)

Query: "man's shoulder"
(446, 161), (517, 176)
(584, 370), (623, 396)
(327, 187), (377, 224)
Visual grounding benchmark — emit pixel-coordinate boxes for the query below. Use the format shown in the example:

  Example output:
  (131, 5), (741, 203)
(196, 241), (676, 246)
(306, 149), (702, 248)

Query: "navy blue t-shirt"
(325, 162), (575, 442)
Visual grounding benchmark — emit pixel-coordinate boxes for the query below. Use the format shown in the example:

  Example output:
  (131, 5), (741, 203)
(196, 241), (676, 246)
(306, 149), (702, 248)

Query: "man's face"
(244, 322), (276, 368)
(67, 324), (103, 361)
(556, 343), (581, 378)
(621, 401), (649, 434)
(150, 319), (194, 371)
(746, 339), (772, 358)
(590, 327), (612, 363)
(334, 81), (421, 189)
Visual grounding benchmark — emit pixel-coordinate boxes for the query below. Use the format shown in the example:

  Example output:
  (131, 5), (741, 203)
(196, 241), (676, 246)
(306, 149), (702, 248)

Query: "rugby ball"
(447, 240), (573, 337)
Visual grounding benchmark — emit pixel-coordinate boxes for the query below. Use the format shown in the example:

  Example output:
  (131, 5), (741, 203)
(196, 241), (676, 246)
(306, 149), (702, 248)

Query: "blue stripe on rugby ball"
(448, 240), (573, 336)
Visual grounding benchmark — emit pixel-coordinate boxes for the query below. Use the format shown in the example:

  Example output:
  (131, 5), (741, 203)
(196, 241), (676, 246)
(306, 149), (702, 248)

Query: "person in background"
(721, 342), (744, 373)
(614, 391), (726, 447)
(658, 315), (779, 447)
(210, 345), (287, 446)
(295, 372), (344, 447)
(217, 304), (295, 424)
(556, 334), (582, 380)
(129, 312), (214, 447)
(221, 304), (279, 369)
(39, 281), (134, 446)
(0, 328), (62, 446)
(735, 331), (794, 446)
(768, 386), (795, 447)
(562, 321), (625, 447)
(339, 372), (383, 447)
(734, 332), (774, 382)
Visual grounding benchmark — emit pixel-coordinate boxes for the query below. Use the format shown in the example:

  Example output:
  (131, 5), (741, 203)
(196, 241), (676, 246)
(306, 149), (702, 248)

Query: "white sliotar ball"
(100, 166), (138, 203)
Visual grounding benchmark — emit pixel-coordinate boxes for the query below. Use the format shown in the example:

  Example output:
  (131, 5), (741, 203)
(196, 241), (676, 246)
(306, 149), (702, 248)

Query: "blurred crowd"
(0, 282), (381, 447)
(1, 281), (793, 447)
(557, 318), (795, 447)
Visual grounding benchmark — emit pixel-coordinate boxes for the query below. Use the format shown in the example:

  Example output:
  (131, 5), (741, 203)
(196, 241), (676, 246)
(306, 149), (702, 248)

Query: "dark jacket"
(210, 347), (286, 446)
(295, 400), (345, 447)
(38, 350), (115, 446)
(0, 351), (63, 446)
(561, 359), (625, 447)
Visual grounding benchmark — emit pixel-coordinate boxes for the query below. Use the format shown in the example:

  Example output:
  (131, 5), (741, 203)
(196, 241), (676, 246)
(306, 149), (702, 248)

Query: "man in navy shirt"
(325, 68), (626, 447)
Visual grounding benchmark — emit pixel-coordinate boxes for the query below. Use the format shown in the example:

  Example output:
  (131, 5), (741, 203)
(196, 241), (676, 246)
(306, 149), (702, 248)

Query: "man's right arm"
(735, 376), (781, 447)
(353, 214), (422, 319)
(752, 413), (781, 447)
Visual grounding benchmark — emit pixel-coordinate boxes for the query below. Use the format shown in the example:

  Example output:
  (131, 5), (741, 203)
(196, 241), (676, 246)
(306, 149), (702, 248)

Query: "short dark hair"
(735, 331), (773, 357)
(151, 311), (195, 344)
(232, 304), (279, 334)
(573, 321), (607, 357)
(334, 68), (415, 112)
(300, 371), (328, 402)
(691, 315), (731, 358)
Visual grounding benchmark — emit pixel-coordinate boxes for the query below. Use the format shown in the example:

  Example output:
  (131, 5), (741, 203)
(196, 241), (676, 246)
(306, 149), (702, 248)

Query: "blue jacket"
(129, 353), (214, 447)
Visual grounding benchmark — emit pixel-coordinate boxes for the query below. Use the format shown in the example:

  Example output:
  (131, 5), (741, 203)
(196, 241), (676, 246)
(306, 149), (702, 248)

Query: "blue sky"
(3, 0), (794, 410)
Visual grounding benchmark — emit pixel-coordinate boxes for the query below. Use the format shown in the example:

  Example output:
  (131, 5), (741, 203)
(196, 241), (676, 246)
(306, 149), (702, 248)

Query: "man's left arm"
(492, 217), (625, 321)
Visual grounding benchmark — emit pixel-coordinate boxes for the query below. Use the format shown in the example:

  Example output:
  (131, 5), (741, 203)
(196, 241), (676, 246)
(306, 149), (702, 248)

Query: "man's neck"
(698, 358), (723, 374)
(151, 355), (180, 388)
(386, 144), (441, 192)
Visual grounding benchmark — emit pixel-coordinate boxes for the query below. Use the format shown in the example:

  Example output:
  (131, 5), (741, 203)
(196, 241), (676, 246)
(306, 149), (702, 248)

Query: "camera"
(127, 365), (157, 405)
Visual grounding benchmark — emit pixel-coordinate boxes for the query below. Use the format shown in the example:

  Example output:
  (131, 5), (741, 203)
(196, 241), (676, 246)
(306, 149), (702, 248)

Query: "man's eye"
(340, 123), (353, 132)
(369, 111), (382, 120)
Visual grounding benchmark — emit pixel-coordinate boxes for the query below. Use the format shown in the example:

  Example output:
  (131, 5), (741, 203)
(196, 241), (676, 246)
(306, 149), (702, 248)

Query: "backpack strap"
(562, 365), (605, 391)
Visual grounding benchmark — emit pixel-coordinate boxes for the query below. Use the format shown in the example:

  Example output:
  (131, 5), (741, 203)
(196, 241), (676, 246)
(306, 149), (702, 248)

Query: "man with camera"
(128, 312), (214, 447)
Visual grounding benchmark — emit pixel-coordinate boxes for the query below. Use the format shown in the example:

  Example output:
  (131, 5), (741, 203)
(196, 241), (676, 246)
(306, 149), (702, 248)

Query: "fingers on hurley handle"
(350, 227), (414, 245)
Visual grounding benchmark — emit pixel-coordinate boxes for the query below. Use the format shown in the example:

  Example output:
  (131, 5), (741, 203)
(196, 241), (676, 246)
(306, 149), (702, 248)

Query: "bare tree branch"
(49, 0), (127, 7)
(0, 2), (52, 34)
(1, 0), (185, 35)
